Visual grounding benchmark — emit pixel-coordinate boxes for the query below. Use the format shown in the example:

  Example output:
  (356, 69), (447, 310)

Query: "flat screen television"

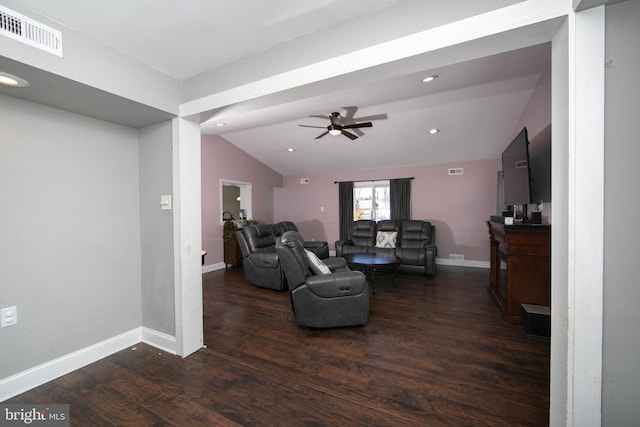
(528, 123), (552, 204)
(502, 127), (532, 206)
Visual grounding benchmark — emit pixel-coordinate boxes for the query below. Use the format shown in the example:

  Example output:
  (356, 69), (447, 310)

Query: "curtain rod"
(334, 177), (414, 184)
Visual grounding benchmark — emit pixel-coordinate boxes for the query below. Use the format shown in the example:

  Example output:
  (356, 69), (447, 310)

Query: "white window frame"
(353, 180), (390, 221)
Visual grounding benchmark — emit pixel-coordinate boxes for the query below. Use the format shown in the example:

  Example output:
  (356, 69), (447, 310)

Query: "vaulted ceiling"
(1, 0), (554, 176)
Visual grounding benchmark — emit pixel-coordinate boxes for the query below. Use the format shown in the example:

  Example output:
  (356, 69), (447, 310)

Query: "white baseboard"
(0, 327), (176, 402)
(436, 258), (490, 269)
(202, 262), (225, 273)
(141, 327), (176, 355)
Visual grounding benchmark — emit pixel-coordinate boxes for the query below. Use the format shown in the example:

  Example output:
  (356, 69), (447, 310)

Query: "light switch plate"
(1, 306), (18, 327)
(160, 195), (172, 210)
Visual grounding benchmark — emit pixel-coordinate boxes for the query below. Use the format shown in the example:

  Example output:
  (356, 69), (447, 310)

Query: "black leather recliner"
(236, 223), (287, 291)
(396, 220), (437, 276)
(276, 231), (370, 329)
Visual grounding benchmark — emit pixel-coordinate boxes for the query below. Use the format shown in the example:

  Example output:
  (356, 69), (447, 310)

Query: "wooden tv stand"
(487, 220), (551, 324)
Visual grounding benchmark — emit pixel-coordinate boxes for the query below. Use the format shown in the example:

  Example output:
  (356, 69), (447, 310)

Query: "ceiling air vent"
(448, 168), (464, 176)
(0, 5), (63, 57)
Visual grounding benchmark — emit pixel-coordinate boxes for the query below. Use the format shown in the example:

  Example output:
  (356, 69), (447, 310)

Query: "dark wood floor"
(7, 266), (549, 426)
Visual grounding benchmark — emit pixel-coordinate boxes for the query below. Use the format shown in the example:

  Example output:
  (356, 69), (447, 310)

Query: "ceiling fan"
(298, 111), (375, 140)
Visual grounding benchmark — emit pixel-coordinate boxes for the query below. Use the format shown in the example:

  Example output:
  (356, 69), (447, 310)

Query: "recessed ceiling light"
(429, 128), (439, 135)
(287, 148), (295, 152)
(215, 122), (226, 127)
(422, 75), (438, 83)
(0, 72), (30, 87)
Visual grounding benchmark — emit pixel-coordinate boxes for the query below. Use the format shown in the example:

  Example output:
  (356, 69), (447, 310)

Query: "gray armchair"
(276, 231), (370, 328)
(236, 224), (286, 291)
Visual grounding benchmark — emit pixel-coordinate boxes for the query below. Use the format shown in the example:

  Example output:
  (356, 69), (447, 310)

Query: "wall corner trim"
(0, 327), (177, 402)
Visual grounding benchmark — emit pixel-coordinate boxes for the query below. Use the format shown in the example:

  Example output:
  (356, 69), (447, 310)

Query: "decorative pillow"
(376, 231), (398, 248)
(305, 249), (331, 275)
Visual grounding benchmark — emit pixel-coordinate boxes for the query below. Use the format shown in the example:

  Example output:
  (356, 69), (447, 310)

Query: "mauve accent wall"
(274, 159), (501, 265)
(201, 135), (282, 267)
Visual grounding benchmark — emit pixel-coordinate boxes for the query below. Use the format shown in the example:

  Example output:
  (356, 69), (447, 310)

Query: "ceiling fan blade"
(298, 124), (326, 129)
(340, 106), (359, 120)
(343, 122), (372, 129)
(315, 131), (329, 139)
(341, 130), (358, 140)
(351, 113), (388, 122)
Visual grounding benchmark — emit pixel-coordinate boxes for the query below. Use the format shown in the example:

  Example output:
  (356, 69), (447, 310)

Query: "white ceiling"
(13, 0), (403, 80)
(2, 0), (552, 176)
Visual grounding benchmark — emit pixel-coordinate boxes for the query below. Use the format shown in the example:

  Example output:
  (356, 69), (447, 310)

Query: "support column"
(172, 118), (203, 357)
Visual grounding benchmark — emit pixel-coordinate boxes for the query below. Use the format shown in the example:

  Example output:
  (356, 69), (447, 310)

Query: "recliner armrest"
(303, 241), (327, 249)
(323, 257), (347, 271)
(424, 243), (438, 257)
(334, 239), (352, 257)
(304, 271), (367, 298)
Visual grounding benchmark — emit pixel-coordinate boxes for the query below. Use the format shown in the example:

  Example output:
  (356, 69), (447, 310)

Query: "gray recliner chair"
(236, 223), (286, 291)
(276, 231), (370, 328)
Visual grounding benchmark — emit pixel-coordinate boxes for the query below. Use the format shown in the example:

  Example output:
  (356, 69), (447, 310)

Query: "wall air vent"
(448, 168), (464, 175)
(0, 5), (63, 57)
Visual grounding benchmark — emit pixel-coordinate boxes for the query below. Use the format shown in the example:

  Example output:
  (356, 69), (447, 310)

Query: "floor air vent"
(0, 5), (63, 57)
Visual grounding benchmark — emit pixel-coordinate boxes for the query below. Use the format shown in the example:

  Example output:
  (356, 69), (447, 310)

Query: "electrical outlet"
(449, 254), (464, 261)
(1, 306), (18, 327)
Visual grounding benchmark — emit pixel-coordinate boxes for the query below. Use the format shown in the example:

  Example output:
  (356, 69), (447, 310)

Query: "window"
(354, 180), (390, 221)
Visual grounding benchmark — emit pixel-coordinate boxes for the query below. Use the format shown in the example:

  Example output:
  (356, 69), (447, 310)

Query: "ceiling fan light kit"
(299, 111), (374, 140)
(328, 125), (342, 136)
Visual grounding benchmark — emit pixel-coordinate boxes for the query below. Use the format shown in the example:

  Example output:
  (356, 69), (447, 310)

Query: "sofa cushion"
(350, 220), (376, 247)
(376, 231), (398, 248)
(305, 249), (331, 275)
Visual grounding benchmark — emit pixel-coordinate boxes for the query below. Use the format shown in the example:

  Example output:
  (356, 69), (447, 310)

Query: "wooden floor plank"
(6, 265), (549, 426)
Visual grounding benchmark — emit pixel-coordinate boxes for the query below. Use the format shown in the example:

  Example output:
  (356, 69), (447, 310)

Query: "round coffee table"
(342, 252), (401, 293)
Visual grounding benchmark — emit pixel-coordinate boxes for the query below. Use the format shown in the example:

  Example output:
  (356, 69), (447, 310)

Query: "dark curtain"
(390, 178), (411, 220)
(338, 181), (353, 240)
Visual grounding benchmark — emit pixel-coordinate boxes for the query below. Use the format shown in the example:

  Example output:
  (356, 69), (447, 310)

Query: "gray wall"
(602, 1), (640, 424)
(139, 122), (175, 336)
(0, 95), (142, 378)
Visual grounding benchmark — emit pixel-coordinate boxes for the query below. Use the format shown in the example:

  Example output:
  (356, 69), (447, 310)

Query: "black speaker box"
(531, 211), (542, 224)
(520, 304), (550, 337)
